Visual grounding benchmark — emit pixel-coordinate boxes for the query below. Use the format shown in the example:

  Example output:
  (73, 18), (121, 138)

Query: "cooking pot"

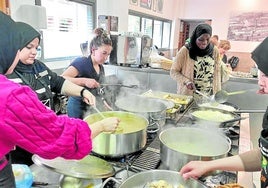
(115, 95), (167, 133)
(84, 111), (148, 157)
(100, 170), (207, 188)
(32, 154), (115, 179)
(188, 106), (241, 127)
(59, 176), (102, 188)
(196, 99), (239, 112)
(159, 127), (231, 171)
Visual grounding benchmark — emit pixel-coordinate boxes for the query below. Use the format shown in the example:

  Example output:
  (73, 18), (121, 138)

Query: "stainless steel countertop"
(237, 113), (254, 187)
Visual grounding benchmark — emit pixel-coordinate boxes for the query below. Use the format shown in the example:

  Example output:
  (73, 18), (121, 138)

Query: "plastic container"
(12, 164), (33, 188)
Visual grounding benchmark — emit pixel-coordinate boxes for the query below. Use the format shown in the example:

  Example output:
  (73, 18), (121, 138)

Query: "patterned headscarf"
(185, 23), (214, 61)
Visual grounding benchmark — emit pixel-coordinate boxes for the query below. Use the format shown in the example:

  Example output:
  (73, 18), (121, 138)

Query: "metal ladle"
(91, 106), (123, 133)
(213, 90), (248, 103)
(195, 90), (211, 100)
(100, 84), (138, 88)
(91, 106), (105, 119)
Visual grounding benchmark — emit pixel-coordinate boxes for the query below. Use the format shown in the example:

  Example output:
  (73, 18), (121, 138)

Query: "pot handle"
(150, 114), (166, 121)
(147, 121), (160, 133)
(226, 136), (232, 146)
(221, 116), (248, 128)
(100, 177), (122, 188)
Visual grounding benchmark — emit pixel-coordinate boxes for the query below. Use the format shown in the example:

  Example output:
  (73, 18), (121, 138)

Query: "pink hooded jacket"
(0, 75), (92, 170)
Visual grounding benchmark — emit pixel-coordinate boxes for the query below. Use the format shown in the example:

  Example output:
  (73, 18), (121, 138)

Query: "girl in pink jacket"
(0, 11), (119, 187)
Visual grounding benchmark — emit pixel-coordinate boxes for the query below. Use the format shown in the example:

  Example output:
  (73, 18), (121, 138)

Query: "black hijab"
(0, 12), (17, 74)
(0, 12), (41, 74)
(14, 22), (41, 73)
(251, 37), (268, 76)
(185, 23), (214, 61)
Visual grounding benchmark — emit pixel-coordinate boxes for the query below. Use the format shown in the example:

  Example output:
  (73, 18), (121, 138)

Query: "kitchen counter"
(229, 75), (258, 84)
(103, 64), (261, 94)
(237, 113), (254, 188)
(32, 64), (261, 187)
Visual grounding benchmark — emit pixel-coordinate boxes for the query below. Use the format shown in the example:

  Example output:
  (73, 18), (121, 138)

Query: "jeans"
(67, 97), (85, 119)
(0, 162), (15, 188)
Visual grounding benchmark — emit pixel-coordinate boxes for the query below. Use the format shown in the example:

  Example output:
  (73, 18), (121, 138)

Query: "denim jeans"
(67, 96), (85, 119)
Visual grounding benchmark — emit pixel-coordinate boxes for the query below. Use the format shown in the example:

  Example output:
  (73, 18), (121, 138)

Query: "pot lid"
(154, 98), (175, 110)
(32, 154), (115, 179)
(115, 95), (167, 113)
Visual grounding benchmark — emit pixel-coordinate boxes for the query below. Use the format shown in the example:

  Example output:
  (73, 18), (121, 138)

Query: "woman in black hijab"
(180, 36), (268, 188)
(170, 23), (221, 97)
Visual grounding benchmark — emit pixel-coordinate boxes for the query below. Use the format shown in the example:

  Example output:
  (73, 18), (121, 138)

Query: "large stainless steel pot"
(188, 106), (241, 127)
(101, 170), (207, 188)
(115, 95), (167, 132)
(159, 127), (231, 171)
(84, 111), (148, 157)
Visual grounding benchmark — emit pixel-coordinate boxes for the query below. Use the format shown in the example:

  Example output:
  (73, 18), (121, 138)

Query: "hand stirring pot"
(91, 106), (123, 133)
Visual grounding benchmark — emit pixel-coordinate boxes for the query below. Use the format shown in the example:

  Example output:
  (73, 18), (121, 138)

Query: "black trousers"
(10, 147), (34, 166)
(0, 161), (15, 187)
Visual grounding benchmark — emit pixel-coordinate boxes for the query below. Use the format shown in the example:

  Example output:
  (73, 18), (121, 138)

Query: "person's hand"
(185, 81), (195, 90)
(82, 89), (96, 106)
(226, 64), (233, 73)
(83, 78), (100, 88)
(257, 88), (266, 94)
(99, 117), (120, 132)
(180, 161), (210, 180)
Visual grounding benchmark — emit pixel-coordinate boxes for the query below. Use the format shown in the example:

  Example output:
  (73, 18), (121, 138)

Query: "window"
(141, 18), (152, 37)
(40, 0), (95, 61)
(128, 12), (172, 49)
(162, 22), (171, 48)
(153, 20), (162, 48)
(128, 15), (140, 32)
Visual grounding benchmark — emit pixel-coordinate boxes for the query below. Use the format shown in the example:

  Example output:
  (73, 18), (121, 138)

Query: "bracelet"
(80, 88), (87, 98)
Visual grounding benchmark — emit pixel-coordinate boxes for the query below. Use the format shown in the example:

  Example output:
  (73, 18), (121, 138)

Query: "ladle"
(91, 106), (105, 119)
(100, 84), (138, 88)
(213, 90), (249, 103)
(195, 90), (211, 100)
(91, 106), (123, 133)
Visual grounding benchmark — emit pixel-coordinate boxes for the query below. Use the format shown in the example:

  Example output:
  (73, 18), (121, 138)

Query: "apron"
(259, 107), (268, 187)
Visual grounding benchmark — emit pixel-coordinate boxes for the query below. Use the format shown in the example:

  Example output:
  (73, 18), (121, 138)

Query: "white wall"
(96, 0), (129, 32)
(9, 0), (35, 19)
(180, 0), (268, 52)
(9, 0), (268, 57)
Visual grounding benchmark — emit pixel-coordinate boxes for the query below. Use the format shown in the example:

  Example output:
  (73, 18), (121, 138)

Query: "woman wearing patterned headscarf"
(170, 23), (221, 97)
